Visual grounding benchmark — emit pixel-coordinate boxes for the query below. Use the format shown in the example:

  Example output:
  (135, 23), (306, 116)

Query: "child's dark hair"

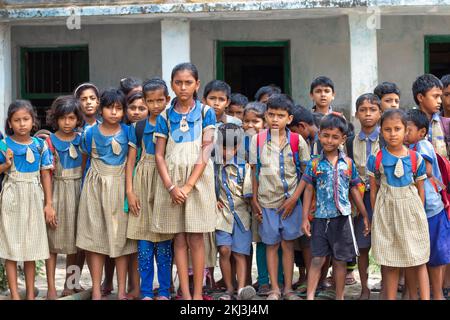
(142, 77), (169, 97)
(292, 105), (314, 126)
(74, 82), (99, 99)
(171, 62), (199, 99)
(126, 91), (144, 106)
(5, 100), (39, 136)
(100, 88), (126, 110)
(310, 76), (335, 94)
(230, 93), (248, 107)
(412, 74), (443, 105)
(380, 108), (407, 129)
(319, 112), (348, 135)
(217, 123), (244, 149)
(243, 102), (266, 119)
(46, 95), (83, 130)
(312, 112), (324, 127)
(356, 93), (381, 112)
(254, 85), (281, 102)
(441, 74), (450, 88)
(266, 94), (294, 115)
(373, 82), (401, 99)
(203, 80), (231, 100)
(119, 77), (142, 96)
(406, 109), (429, 135)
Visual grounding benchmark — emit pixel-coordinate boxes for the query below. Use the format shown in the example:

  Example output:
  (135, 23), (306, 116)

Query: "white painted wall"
(11, 23), (162, 99)
(378, 15), (450, 109)
(190, 17), (352, 115)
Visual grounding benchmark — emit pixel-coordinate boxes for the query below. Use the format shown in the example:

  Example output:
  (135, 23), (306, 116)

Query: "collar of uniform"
(431, 112), (441, 123)
(51, 133), (81, 152)
(167, 99), (202, 123)
(358, 126), (380, 142)
(266, 128), (291, 148)
(318, 149), (347, 162)
(143, 120), (156, 134)
(93, 123), (128, 147)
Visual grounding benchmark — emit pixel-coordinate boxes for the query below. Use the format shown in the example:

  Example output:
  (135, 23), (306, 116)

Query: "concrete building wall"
(191, 17), (351, 114)
(378, 15), (450, 108)
(11, 23), (162, 99)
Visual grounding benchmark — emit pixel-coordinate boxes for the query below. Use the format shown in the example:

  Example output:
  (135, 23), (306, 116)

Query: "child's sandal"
(266, 290), (281, 300)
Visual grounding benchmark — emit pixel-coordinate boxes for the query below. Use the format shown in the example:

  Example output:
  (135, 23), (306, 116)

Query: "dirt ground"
(0, 247), (385, 300)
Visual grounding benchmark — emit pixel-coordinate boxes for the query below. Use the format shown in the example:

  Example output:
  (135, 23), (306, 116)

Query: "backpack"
(345, 134), (386, 160)
(255, 129), (301, 181)
(411, 144), (450, 219)
(308, 155), (365, 221)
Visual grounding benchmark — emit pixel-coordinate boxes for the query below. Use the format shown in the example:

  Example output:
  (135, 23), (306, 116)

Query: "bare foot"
(192, 294), (203, 300)
(10, 293), (21, 300)
(46, 289), (58, 300)
(126, 290), (140, 300)
(91, 291), (103, 300)
(359, 289), (371, 300)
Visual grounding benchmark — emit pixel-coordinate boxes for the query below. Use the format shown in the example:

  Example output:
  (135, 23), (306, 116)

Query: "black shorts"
(311, 215), (359, 262)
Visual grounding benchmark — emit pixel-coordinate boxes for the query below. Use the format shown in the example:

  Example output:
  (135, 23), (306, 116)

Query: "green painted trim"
(424, 35), (450, 74)
(215, 41), (291, 95)
(20, 45), (89, 100)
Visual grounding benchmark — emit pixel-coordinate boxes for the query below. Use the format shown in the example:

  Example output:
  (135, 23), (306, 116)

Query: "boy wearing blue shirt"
(301, 113), (370, 300)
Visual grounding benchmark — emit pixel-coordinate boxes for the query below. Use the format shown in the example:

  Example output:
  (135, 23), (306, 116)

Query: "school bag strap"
(345, 135), (355, 160)
(256, 129), (302, 181)
(84, 125), (94, 156)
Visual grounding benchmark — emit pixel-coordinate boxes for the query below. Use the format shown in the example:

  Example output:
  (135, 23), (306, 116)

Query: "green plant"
(0, 259), (7, 292)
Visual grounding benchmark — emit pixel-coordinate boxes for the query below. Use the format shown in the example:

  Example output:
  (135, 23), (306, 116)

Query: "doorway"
(216, 41), (291, 100)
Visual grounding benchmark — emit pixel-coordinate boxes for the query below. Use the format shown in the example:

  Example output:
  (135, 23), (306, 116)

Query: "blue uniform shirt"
(50, 133), (82, 169)
(302, 151), (361, 219)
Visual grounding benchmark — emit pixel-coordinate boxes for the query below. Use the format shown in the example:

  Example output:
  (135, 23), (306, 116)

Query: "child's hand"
(170, 186), (187, 205)
(251, 198), (263, 223)
(45, 205), (57, 229)
(278, 197), (298, 220)
(217, 200), (225, 210)
(127, 191), (141, 216)
(180, 184), (193, 198)
(363, 217), (371, 237)
(301, 220), (311, 237)
(5, 149), (13, 168)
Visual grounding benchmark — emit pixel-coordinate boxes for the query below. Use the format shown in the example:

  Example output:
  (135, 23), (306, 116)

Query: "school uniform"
(409, 140), (450, 267)
(348, 127), (381, 249)
(428, 112), (448, 159)
(126, 120), (173, 243)
(0, 137), (53, 261)
(47, 133), (82, 255)
(250, 129), (310, 245)
(367, 148), (430, 267)
(302, 151), (361, 261)
(76, 124), (137, 258)
(215, 157), (253, 255)
(152, 100), (217, 234)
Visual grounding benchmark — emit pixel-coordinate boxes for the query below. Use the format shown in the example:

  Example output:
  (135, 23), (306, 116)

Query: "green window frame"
(424, 35), (450, 74)
(20, 45), (89, 100)
(216, 41), (291, 96)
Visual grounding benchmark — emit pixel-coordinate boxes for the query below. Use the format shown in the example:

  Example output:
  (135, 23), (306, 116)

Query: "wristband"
(167, 185), (176, 193)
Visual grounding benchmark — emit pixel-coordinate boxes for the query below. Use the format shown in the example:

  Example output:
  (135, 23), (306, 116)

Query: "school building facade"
(1, 0), (450, 126)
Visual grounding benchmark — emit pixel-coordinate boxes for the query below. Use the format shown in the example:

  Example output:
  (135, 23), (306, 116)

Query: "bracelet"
(167, 185), (176, 193)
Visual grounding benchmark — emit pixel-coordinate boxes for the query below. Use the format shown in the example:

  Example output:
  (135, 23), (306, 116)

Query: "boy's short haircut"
(412, 74), (443, 105)
(217, 123), (244, 148)
(356, 93), (381, 112)
(441, 74), (450, 88)
(266, 93), (294, 115)
(203, 80), (231, 100)
(230, 93), (249, 107)
(373, 82), (401, 99)
(319, 113), (348, 135)
(292, 105), (314, 126)
(310, 76), (335, 94)
(406, 109), (429, 135)
(254, 85), (281, 101)
(312, 112), (324, 128)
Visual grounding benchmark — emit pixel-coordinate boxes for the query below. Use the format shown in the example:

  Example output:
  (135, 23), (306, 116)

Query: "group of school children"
(0, 61), (449, 301)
